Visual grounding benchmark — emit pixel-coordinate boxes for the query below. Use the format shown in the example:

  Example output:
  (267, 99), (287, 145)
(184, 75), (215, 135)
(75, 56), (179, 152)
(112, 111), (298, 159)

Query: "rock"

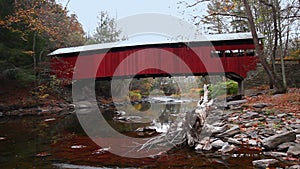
(246, 131), (259, 139)
(262, 131), (296, 149)
(287, 144), (300, 156)
(288, 165), (300, 169)
(113, 110), (126, 116)
(259, 129), (276, 137)
(228, 116), (239, 122)
(209, 125), (227, 134)
(219, 143), (236, 154)
(226, 100), (247, 107)
(203, 141), (212, 151)
(216, 125), (240, 138)
(233, 133), (248, 139)
(264, 152), (287, 157)
(252, 159), (278, 168)
(253, 103), (270, 108)
(277, 113), (287, 118)
(241, 111), (259, 119)
(211, 140), (225, 149)
(199, 137), (210, 145)
(248, 139), (258, 146)
(195, 144), (204, 151)
(227, 138), (241, 145)
(35, 152), (51, 157)
(294, 129), (300, 134)
(277, 142), (295, 151)
(245, 122), (256, 128)
(44, 118), (56, 122)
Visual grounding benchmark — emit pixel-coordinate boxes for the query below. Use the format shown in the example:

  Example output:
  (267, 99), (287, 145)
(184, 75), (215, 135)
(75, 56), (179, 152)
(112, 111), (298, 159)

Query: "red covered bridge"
(49, 32), (264, 94)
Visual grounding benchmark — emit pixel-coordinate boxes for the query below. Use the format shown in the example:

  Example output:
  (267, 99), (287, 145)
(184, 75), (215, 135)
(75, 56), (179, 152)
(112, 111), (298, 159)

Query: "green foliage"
(87, 11), (122, 44)
(129, 90), (142, 101)
(209, 80), (238, 97)
(0, 0), (85, 85)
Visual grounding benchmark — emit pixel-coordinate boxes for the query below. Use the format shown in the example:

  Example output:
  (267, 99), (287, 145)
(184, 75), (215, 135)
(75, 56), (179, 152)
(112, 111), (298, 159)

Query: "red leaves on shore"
(244, 88), (300, 114)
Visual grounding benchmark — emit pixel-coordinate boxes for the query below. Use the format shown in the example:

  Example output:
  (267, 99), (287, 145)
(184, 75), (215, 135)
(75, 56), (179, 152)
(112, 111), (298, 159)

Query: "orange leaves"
(245, 88), (300, 114)
(2, 0), (85, 48)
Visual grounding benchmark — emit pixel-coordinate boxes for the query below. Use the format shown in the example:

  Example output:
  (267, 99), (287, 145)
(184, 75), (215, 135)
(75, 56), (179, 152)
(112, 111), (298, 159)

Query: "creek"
(0, 97), (274, 168)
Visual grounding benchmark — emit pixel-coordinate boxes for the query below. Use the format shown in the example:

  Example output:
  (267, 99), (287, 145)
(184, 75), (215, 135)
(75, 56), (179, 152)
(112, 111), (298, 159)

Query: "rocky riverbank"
(191, 88), (300, 169)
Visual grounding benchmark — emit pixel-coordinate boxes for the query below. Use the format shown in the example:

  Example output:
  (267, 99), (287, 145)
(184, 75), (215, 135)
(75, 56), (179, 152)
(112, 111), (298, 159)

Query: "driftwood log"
(137, 84), (214, 152)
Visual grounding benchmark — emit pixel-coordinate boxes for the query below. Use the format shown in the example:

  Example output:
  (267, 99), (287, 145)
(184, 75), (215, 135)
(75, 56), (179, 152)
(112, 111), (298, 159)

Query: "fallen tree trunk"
(137, 84), (215, 152)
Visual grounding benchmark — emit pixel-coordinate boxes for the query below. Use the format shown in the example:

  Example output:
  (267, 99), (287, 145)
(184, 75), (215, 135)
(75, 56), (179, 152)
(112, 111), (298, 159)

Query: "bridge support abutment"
(237, 80), (244, 96)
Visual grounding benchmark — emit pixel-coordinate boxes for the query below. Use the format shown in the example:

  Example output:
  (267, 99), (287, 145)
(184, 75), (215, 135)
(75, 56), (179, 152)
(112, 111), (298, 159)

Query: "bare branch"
(209, 12), (247, 19)
(178, 0), (210, 8)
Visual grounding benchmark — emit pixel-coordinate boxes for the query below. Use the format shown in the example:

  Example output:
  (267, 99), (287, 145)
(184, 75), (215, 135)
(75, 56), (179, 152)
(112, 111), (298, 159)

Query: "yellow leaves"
(23, 51), (35, 55)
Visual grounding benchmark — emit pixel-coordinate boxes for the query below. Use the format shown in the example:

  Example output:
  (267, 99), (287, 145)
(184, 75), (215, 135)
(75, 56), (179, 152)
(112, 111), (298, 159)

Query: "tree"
(87, 11), (121, 44)
(242, 0), (286, 93)
(201, 0), (249, 34)
(179, 0), (299, 92)
(0, 0), (85, 84)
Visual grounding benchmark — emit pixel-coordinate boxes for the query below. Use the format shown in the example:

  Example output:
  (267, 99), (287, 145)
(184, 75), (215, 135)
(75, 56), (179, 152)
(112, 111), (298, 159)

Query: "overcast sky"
(56, 0), (206, 34)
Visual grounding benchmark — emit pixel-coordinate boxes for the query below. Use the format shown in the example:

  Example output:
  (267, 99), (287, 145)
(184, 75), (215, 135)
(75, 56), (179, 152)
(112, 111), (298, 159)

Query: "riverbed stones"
(241, 111), (259, 119)
(211, 139), (225, 149)
(226, 100), (247, 107)
(287, 143), (300, 156)
(252, 159), (278, 168)
(227, 138), (241, 145)
(216, 125), (240, 138)
(262, 131), (296, 149)
(253, 103), (271, 108)
(264, 152), (288, 157)
(219, 143), (236, 154)
(203, 141), (212, 151)
(277, 142), (295, 151)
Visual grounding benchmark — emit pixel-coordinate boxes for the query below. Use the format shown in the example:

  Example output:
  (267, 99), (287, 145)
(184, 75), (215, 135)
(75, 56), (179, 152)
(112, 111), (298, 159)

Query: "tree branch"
(208, 12), (247, 19)
(178, 0), (210, 8)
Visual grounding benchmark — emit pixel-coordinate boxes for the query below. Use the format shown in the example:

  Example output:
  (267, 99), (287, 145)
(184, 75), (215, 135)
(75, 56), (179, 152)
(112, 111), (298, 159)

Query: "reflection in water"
(0, 98), (282, 168)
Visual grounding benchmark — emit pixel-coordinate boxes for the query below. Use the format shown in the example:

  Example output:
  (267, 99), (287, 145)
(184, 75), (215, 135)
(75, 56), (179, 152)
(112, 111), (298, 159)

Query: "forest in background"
(0, 0), (299, 96)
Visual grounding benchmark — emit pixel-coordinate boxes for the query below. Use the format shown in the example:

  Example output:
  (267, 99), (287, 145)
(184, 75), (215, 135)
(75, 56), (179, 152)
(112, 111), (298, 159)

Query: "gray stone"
(288, 165), (300, 169)
(264, 152), (287, 157)
(248, 139), (258, 146)
(246, 131), (259, 139)
(252, 159), (278, 168)
(277, 113), (287, 118)
(241, 111), (259, 119)
(287, 144), (300, 156)
(227, 138), (241, 145)
(233, 133), (248, 139)
(211, 140), (225, 149)
(226, 100), (247, 106)
(294, 129), (300, 134)
(228, 116), (239, 122)
(216, 125), (240, 138)
(262, 131), (296, 149)
(195, 144), (204, 151)
(203, 141), (212, 151)
(277, 142), (295, 151)
(219, 143), (236, 154)
(253, 103), (270, 108)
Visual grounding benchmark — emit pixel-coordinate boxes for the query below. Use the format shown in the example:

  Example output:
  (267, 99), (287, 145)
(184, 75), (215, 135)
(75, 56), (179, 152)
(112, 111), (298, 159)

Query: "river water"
(0, 97), (269, 168)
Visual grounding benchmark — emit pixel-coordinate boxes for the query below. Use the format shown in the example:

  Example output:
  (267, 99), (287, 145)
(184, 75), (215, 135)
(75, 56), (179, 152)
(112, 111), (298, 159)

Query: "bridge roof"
(49, 32), (264, 56)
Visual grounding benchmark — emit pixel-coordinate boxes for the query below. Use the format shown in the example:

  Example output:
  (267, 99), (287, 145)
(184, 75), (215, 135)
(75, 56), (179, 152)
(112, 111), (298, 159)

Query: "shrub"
(209, 80), (238, 97)
(129, 90), (142, 101)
